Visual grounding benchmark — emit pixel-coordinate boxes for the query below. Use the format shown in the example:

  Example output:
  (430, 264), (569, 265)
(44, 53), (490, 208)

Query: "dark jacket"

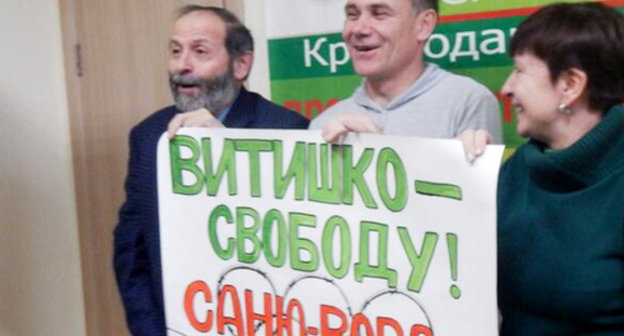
(113, 88), (309, 336)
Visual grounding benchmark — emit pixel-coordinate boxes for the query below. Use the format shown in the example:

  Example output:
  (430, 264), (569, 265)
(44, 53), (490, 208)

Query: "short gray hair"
(410, 0), (438, 13)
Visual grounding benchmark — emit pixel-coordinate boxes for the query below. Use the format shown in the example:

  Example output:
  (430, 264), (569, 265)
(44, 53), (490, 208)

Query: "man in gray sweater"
(309, 0), (501, 160)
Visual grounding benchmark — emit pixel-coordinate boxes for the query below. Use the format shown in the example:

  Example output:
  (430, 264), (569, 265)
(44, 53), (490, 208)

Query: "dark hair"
(510, 2), (624, 111)
(410, 0), (438, 13)
(176, 5), (254, 60)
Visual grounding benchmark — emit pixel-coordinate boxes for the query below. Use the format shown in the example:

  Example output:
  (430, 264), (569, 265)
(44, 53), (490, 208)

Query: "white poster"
(158, 129), (503, 336)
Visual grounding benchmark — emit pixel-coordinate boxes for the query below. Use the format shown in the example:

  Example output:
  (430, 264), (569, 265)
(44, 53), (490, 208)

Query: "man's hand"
(456, 129), (493, 163)
(167, 108), (225, 139)
(321, 112), (381, 142)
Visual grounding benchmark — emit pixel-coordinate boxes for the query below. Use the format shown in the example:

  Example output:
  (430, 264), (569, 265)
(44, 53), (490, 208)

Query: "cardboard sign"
(158, 129), (503, 336)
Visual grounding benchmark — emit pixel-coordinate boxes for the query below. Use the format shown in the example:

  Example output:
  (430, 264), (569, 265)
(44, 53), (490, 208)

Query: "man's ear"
(233, 51), (254, 81)
(558, 68), (588, 107)
(415, 9), (437, 43)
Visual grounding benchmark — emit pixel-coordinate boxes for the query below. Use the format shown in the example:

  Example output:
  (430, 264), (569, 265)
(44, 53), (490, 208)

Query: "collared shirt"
(217, 106), (231, 123)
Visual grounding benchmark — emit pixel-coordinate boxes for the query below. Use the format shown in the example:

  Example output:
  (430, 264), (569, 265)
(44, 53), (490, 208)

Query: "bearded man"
(113, 6), (308, 336)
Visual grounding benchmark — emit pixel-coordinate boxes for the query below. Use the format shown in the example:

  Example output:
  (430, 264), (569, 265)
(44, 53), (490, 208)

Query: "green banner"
(266, 1), (624, 148)
(439, 0), (597, 15)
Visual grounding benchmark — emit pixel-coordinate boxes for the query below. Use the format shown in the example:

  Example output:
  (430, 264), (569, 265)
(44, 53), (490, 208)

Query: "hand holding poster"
(158, 129), (503, 336)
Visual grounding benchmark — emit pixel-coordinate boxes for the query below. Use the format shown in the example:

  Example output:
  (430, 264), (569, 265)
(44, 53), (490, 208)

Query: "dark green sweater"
(498, 105), (624, 335)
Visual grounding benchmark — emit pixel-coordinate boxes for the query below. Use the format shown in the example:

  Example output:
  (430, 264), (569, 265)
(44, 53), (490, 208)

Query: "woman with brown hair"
(497, 3), (624, 335)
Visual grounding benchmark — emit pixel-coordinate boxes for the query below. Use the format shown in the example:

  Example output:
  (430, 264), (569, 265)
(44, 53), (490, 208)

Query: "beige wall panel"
(0, 0), (86, 335)
(60, 0), (235, 335)
(225, 0), (244, 17)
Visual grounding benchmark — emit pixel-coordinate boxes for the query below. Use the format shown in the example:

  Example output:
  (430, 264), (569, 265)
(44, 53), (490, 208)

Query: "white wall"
(0, 0), (86, 335)
(244, 0), (271, 98)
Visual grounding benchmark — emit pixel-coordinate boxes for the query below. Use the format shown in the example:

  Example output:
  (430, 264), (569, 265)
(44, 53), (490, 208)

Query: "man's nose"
(351, 15), (372, 36)
(171, 51), (193, 75)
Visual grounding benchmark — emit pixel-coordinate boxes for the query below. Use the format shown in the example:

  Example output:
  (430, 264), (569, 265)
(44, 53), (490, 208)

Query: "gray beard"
(169, 65), (238, 113)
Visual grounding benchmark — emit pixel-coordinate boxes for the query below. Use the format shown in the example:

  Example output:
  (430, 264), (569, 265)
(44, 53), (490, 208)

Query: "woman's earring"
(558, 103), (572, 114)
